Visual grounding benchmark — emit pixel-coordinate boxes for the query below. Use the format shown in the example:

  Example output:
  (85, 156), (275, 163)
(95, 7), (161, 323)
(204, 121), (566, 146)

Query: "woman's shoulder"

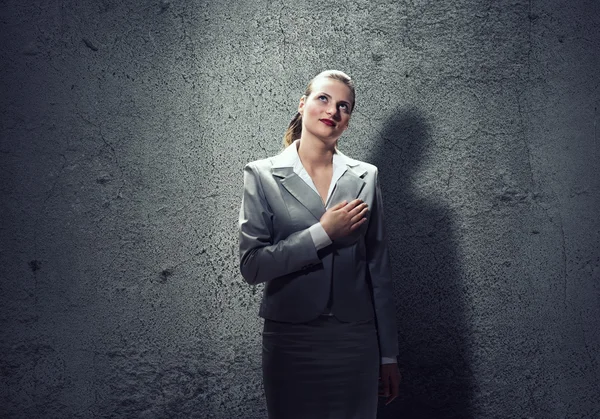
(243, 155), (277, 172)
(244, 145), (296, 172)
(336, 150), (379, 175)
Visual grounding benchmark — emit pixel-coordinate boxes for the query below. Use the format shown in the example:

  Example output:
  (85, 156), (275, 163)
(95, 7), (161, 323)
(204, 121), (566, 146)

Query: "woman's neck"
(297, 135), (336, 170)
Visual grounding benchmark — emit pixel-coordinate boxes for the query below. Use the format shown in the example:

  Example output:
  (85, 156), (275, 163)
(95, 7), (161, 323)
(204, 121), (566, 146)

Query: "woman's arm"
(366, 168), (401, 403)
(238, 162), (322, 285)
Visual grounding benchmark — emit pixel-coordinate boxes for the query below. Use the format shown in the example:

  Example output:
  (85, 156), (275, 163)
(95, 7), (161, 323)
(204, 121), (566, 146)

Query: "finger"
(348, 202), (368, 217)
(386, 385), (399, 405)
(381, 374), (390, 399)
(331, 200), (348, 211)
(350, 206), (368, 223)
(386, 370), (400, 405)
(344, 198), (363, 211)
(388, 379), (399, 404)
(392, 370), (401, 387)
(349, 217), (367, 231)
(392, 384), (400, 399)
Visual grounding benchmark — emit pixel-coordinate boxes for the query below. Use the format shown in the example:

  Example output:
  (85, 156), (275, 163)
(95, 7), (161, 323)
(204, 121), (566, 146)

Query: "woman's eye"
(318, 95), (327, 102)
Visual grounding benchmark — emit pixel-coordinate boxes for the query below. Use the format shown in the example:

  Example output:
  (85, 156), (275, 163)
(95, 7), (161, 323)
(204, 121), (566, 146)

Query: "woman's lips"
(320, 119), (335, 126)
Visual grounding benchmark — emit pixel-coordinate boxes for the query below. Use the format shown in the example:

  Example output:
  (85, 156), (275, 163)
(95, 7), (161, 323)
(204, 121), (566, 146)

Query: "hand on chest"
(271, 167), (374, 244)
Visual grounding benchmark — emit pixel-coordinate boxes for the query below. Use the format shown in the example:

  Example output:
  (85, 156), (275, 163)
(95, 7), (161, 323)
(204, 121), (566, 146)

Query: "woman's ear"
(298, 95), (306, 115)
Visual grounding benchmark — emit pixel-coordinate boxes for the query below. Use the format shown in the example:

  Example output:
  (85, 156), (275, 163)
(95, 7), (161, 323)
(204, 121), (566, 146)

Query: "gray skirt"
(262, 314), (380, 419)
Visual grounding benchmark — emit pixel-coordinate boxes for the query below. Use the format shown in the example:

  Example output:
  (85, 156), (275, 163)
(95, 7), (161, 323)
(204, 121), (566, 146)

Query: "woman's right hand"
(320, 199), (368, 240)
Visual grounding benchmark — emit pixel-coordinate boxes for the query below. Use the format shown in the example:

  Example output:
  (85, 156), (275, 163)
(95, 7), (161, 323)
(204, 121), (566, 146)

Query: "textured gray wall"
(1, 0), (598, 418)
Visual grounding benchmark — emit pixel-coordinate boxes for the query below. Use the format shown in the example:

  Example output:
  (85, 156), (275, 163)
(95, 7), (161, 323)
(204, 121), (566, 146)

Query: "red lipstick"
(320, 119), (335, 126)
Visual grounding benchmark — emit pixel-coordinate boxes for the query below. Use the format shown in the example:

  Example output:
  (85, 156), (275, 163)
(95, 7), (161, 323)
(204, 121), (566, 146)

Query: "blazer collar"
(272, 140), (367, 177)
(271, 141), (367, 221)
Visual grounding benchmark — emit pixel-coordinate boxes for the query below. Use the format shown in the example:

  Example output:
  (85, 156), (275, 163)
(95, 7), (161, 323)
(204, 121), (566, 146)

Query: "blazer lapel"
(272, 167), (326, 221)
(329, 166), (367, 207)
(270, 143), (367, 221)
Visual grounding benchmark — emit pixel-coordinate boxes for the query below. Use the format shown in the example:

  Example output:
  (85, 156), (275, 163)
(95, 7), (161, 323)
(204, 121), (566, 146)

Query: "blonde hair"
(283, 70), (355, 147)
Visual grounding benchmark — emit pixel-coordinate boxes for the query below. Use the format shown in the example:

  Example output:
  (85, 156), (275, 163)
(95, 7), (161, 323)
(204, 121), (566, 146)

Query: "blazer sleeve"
(238, 162), (322, 285)
(365, 168), (399, 359)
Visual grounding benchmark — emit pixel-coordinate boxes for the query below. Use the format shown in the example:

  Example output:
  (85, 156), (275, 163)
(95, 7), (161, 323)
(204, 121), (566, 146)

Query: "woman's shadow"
(372, 108), (474, 419)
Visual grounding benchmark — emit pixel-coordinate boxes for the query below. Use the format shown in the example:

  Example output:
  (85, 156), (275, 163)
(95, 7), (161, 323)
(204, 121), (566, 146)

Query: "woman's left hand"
(379, 363), (401, 405)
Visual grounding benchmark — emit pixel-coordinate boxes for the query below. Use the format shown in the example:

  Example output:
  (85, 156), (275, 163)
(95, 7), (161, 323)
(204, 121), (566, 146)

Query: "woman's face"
(298, 77), (353, 144)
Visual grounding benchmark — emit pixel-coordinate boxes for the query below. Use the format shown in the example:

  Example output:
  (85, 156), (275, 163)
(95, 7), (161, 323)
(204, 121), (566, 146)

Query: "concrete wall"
(1, 0), (598, 417)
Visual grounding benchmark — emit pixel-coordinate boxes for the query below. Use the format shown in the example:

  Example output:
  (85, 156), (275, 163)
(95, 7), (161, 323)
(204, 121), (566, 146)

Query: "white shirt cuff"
(308, 223), (332, 250)
(381, 357), (397, 364)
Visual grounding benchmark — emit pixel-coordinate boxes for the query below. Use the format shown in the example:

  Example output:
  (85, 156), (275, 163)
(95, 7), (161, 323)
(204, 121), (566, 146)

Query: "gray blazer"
(238, 147), (399, 358)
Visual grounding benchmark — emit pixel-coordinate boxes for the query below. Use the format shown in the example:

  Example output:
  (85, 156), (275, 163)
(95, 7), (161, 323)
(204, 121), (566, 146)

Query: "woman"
(238, 70), (400, 418)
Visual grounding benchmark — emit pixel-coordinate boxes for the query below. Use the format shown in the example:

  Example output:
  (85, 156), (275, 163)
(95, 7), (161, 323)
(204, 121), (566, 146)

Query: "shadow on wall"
(372, 108), (474, 419)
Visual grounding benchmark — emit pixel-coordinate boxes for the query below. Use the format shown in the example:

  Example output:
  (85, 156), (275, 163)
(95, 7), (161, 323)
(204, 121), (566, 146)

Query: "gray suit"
(239, 146), (399, 358)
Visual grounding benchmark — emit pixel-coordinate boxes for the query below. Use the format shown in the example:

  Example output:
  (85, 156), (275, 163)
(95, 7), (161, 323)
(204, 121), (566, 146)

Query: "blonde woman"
(239, 70), (400, 418)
